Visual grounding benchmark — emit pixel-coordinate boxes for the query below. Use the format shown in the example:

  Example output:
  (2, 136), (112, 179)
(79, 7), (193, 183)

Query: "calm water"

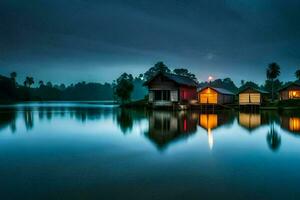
(1, 102), (300, 200)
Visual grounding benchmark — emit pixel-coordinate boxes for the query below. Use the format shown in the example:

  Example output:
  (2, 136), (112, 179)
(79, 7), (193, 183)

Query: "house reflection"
(238, 112), (263, 132)
(198, 112), (233, 149)
(280, 115), (300, 134)
(145, 111), (198, 150)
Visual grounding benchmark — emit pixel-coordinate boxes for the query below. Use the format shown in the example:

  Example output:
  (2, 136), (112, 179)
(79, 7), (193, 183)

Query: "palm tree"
(295, 69), (300, 80)
(24, 76), (34, 88)
(266, 62), (280, 102)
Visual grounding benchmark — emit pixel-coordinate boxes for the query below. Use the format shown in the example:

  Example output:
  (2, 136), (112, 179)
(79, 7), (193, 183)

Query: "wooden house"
(197, 86), (235, 105)
(238, 86), (269, 106)
(278, 81), (300, 101)
(143, 72), (198, 107)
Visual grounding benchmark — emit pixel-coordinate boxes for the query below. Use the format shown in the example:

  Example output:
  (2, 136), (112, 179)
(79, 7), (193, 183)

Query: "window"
(154, 90), (171, 101)
(289, 90), (300, 99)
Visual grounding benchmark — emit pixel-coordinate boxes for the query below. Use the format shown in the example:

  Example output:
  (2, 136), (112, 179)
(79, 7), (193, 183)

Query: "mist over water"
(1, 102), (300, 199)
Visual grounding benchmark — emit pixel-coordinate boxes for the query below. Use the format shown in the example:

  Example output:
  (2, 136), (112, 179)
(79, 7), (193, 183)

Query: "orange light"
(293, 91), (297, 96)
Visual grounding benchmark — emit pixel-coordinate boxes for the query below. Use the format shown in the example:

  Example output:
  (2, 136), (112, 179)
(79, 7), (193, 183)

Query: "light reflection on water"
(1, 103), (300, 199)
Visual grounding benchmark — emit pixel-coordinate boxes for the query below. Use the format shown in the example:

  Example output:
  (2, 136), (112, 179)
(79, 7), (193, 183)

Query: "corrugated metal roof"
(143, 72), (198, 87)
(198, 86), (235, 95)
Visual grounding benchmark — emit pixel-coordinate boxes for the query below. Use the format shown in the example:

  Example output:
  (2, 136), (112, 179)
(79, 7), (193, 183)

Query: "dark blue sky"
(1, 0), (300, 85)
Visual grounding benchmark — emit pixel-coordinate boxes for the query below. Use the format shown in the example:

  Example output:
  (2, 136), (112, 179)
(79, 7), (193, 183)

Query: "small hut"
(197, 86), (235, 105)
(143, 72), (198, 107)
(238, 86), (269, 106)
(278, 81), (300, 101)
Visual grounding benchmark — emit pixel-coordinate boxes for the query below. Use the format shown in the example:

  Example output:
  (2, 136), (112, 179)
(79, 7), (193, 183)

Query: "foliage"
(239, 81), (260, 91)
(113, 73), (134, 104)
(266, 62), (281, 102)
(24, 76), (34, 88)
(144, 61), (170, 81)
(262, 79), (283, 99)
(295, 69), (300, 80)
(199, 78), (238, 93)
(173, 68), (198, 83)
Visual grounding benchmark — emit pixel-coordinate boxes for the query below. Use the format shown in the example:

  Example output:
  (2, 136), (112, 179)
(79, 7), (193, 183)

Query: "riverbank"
(122, 99), (300, 111)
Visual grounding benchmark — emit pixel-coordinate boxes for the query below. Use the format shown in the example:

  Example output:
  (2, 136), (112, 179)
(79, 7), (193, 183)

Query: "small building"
(278, 81), (300, 101)
(143, 72), (198, 107)
(238, 86), (269, 106)
(197, 86), (235, 105)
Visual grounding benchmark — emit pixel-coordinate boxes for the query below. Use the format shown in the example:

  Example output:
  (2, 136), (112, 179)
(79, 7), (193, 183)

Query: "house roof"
(237, 86), (269, 94)
(143, 72), (198, 87)
(278, 81), (300, 92)
(198, 86), (235, 95)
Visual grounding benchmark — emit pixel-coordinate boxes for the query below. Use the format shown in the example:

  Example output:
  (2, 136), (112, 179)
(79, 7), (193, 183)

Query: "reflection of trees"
(0, 108), (17, 133)
(23, 107), (34, 130)
(115, 109), (146, 134)
(266, 123), (281, 152)
(116, 109), (133, 134)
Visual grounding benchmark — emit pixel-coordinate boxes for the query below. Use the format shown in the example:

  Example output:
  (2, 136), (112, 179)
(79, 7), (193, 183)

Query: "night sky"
(1, 0), (300, 85)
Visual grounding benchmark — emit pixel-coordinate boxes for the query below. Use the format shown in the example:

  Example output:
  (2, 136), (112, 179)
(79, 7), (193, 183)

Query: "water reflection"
(280, 111), (300, 134)
(198, 112), (234, 149)
(0, 103), (300, 152)
(267, 123), (281, 151)
(0, 108), (17, 133)
(145, 111), (198, 150)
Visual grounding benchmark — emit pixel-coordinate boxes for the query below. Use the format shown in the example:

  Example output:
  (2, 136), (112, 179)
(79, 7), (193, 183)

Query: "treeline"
(0, 72), (147, 102)
(1, 61), (300, 103)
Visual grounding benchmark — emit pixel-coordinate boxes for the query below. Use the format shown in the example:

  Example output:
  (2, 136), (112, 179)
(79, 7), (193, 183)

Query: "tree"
(39, 80), (44, 87)
(24, 76), (34, 88)
(46, 81), (53, 88)
(239, 81), (260, 91)
(295, 69), (300, 80)
(10, 72), (17, 81)
(266, 62), (280, 102)
(241, 80), (245, 86)
(173, 68), (198, 83)
(113, 73), (134, 104)
(144, 61), (170, 81)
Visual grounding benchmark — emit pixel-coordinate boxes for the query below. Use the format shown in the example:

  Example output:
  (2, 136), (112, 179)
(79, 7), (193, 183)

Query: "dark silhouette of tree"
(263, 79), (283, 99)
(144, 61), (171, 81)
(239, 81), (260, 91)
(173, 68), (198, 83)
(113, 73), (134, 104)
(39, 80), (44, 88)
(241, 80), (245, 86)
(266, 62), (280, 102)
(295, 69), (300, 80)
(266, 123), (281, 152)
(10, 72), (17, 87)
(199, 78), (238, 93)
(24, 76), (34, 88)
(46, 81), (53, 88)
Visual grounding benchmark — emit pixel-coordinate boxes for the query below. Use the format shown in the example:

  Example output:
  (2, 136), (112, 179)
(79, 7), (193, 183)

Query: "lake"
(1, 102), (300, 200)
